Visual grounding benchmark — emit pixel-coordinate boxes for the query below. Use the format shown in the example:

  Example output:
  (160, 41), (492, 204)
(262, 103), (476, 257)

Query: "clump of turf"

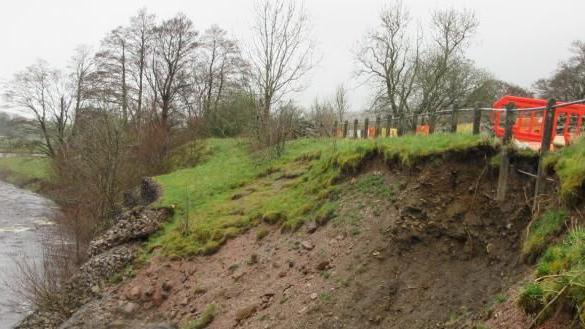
(522, 209), (568, 263)
(184, 304), (217, 329)
(544, 137), (585, 202)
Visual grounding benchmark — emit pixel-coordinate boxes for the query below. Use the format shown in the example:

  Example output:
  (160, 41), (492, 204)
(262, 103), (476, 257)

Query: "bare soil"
(61, 154), (561, 329)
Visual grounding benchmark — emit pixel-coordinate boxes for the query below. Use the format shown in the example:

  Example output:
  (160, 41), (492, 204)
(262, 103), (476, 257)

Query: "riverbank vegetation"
(0, 156), (50, 191)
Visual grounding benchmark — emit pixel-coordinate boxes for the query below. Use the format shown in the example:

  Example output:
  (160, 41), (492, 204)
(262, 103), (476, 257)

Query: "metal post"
(343, 120), (348, 138)
(353, 119), (358, 139)
(375, 116), (381, 137)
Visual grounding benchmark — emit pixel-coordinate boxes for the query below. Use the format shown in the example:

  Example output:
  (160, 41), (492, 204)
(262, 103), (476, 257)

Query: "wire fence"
(321, 98), (585, 209)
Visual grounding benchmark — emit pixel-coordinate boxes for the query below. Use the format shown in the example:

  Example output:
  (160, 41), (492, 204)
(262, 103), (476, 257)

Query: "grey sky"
(1, 0), (584, 114)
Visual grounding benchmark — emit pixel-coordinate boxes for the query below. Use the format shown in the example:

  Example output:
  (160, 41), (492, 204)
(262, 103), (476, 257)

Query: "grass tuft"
(184, 304), (217, 329)
(518, 227), (585, 325)
(522, 210), (568, 262)
(544, 137), (585, 202)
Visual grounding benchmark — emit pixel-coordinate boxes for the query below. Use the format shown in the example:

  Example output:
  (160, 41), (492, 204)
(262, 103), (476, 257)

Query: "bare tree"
(356, 1), (420, 119)
(181, 25), (249, 124)
(3, 61), (73, 157)
(333, 84), (349, 122)
(148, 13), (198, 128)
(68, 45), (95, 128)
(417, 8), (479, 115)
(94, 27), (130, 122)
(127, 9), (156, 125)
(249, 0), (315, 132)
(200, 25), (248, 116)
(534, 40), (585, 101)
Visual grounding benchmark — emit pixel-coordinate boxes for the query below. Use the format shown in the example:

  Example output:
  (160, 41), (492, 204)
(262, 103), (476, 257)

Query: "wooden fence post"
(375, 116), (381, 137)
(343, 120), (348, 138)
(353, 119), (358, 138)
(363, 118), (369, 139)
(385, 116), (391, 137)
(333, 121), (338, 137)
(473, 103), (481, 135)
(496, 103), (516, 201)
(534, 99), (557, 206)
(450, 105), (459, 133)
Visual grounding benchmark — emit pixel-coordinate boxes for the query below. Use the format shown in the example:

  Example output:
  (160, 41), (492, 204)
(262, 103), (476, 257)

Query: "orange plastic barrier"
(493, 96), (585, 145)
(368, 127), (376, 138)
(416, 125), (430, 135)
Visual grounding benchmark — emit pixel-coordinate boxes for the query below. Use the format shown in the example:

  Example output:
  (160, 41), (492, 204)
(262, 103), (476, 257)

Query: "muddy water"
(0, 178), (56, 328)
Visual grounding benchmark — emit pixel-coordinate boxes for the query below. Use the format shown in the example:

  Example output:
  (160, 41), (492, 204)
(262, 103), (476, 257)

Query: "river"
(0, 157), (56, 328)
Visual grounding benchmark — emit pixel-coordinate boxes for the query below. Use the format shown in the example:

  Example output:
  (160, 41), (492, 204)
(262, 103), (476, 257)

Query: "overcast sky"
(1, 0), (584, 114)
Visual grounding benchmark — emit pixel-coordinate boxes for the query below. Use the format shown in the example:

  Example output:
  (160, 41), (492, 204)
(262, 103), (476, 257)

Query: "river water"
(0, 158), (56, 328)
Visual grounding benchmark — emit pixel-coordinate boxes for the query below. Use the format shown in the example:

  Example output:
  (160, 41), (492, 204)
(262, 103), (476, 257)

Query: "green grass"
(0, 156), (51, 191)
(184, 304), (217, 329)
(544, 137), (585, 201)
(353, 173), (394, 199)
(518, 227), (585, 325)
(147, 134), (494, 258)
(522, 210), (568, 262)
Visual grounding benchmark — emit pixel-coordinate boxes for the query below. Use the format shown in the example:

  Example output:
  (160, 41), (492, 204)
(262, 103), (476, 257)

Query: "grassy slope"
(518, 138), (585, 324)
(545, 137), (585, 201)
(0, 156), (51, 191)
(148, 133), (493, 257)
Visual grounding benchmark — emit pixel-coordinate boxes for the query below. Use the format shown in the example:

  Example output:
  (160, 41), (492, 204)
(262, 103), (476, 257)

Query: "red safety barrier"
(416, 125), (430, 135)
(493, 96), (585, 146)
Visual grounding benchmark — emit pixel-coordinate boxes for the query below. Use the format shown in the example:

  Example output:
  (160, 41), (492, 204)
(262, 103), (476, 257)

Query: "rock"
(162, 281), (173, 292)
(306, 221), (318, 234)
(127, 286), (142, 300)
(88, 208), (172, 257)
(121, 302), (139, 315)
(316, 260), (330, 271)
(91, 285), (101, 294)
(310, 293), (318, 300)
(301, 241), (314, 251)
(236, 305), (258, 322)
(278, 271), (287, 278)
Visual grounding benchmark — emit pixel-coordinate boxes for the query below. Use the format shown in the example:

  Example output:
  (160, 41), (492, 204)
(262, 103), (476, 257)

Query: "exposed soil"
(60, 153), (557, 329)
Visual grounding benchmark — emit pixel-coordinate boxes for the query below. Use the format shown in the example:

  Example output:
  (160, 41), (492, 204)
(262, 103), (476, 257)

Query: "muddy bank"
(48, 151), (541, 329)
